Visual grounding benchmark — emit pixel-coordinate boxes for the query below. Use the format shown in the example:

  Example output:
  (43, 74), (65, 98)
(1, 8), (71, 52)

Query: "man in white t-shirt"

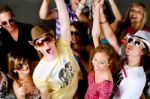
(28, 0), (81, 99)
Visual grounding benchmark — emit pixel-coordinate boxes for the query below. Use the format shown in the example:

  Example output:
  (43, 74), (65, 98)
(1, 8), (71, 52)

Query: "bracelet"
(100, 20), (107, 24)
(77, 2), (85, 10)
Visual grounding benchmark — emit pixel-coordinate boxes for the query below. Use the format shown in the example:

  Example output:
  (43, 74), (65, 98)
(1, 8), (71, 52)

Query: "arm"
(55, 0), (70, 42)
(99, 1), (120, 54)
(75, 0), (87, 16)
(41, 90), (49, 99)
(91, 0), (102, 48)
(13, 81), (26, 99)
(108, 0), (122, 32)
(39, 0), (58, 20)
(75, 0), (92, 30)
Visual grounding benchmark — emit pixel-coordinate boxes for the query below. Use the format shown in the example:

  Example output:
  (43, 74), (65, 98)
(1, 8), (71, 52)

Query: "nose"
(43, 41), (49, 47)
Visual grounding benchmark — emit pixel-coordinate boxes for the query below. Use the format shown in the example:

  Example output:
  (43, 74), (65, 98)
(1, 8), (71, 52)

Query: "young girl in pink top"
(84, 0), (120, 98)
(84, 44), (120, 99)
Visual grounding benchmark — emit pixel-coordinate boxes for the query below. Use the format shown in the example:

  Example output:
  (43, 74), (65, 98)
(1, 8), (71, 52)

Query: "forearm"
(100, 10), (120, 53)
(55, 0), (70, 41)
(109, 0), (122, 31)
(92, 9), (100, 48)
(41, 91), (50, 99)
(39, 0), (51, 19)
(75, 0), (87, 16)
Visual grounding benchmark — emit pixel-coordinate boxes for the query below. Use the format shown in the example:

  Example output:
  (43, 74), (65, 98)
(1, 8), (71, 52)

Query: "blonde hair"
(125, 2), (148, 29)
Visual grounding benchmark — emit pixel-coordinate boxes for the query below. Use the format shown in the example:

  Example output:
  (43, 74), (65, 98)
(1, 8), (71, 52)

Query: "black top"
(0, 22), (39, 73)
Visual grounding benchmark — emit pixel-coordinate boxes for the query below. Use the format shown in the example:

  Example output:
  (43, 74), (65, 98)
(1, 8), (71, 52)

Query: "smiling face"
(0, 11), (16, 32)
(71, 0), (81, 10)
(129, 5), (144, 24)
(92, 52), (110, 72)
(70, 25), (81, 44)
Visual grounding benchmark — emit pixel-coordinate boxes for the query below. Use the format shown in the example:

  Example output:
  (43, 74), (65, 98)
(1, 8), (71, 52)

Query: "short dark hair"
(0, 5), (14, 17)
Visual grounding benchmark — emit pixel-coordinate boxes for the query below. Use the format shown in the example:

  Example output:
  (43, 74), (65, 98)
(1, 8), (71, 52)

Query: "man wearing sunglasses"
(92, 4), (150, 98)
(29, 0), (81, 99)
(0, 5), (39, 73)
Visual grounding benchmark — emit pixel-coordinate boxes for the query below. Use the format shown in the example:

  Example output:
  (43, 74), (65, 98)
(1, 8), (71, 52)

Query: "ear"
(108, 60), (113, 65)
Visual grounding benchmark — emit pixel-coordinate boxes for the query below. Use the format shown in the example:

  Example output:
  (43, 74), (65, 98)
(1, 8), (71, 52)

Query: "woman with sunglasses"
(70, 21), (94, 99)
(0, 5), (39, 73)
(7, 52), (40, 99)
(92, 0), (150, 98)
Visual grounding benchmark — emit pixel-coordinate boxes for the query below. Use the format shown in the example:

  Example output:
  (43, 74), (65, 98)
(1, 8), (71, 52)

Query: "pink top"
(84, 71), (113, 99)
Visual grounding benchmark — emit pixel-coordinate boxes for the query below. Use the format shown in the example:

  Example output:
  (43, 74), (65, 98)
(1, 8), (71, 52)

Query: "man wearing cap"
(29, 0), (81, 99)
(91, 5), (150, 98)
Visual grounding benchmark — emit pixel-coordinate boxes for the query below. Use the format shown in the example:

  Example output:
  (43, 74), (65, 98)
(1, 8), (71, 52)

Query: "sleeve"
(119, 79), (146, 99)
(33, 67), (51, 93)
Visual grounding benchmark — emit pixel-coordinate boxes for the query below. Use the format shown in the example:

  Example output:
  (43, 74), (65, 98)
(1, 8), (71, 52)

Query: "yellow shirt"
(33, 38), (81, 99)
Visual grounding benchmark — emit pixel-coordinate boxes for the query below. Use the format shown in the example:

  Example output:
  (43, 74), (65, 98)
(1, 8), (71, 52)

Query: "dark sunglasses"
(34, 36), (53, 47)
(1, 18), (15, 26)
(128, 38), (145, 48)
(14, 63), (24, 70)
(71, 31), (81, 36)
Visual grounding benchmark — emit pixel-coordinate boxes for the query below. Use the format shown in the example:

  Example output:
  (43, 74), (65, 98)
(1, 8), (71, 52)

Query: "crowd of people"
(0, 0), (150, 99)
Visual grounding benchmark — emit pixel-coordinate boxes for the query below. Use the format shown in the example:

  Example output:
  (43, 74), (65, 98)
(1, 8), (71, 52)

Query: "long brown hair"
(87, 44), (121, 73)
(7, 52), (29, 80)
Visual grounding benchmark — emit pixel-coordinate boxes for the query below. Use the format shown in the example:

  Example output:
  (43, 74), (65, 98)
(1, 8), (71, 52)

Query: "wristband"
(77, 2), (85, 10)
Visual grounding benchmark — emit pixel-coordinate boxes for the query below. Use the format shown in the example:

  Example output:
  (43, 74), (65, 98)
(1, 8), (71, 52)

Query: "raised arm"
(108, 0), (122, 32)
(99, 0), (120, 53)
(92, 0), (103, 48)
(55, 0), (70, 42)
(75, 0), (93, 30)
(75, 0), (87, 16)
(39, 0), (58, 20)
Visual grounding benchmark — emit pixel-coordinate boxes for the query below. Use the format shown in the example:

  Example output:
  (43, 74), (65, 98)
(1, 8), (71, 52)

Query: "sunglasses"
(71, 31), (81, 36)
(14, 63), (25, 70)
(127, 38), (145, 48)
(34, 36), (53, 47)
(1, 18), (15, 26)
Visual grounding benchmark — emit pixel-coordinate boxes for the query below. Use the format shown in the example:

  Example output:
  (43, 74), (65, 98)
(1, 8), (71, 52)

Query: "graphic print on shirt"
(59, 62), (75, 88)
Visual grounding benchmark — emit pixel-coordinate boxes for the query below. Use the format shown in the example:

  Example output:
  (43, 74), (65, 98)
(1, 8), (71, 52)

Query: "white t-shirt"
(113, 64), (146, 99)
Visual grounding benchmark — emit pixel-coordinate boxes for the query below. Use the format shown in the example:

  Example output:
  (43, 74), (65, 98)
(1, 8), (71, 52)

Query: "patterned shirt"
(85, 71), (113, 99)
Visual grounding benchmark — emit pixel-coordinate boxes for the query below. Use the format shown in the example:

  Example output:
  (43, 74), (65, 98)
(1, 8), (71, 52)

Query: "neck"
(19, 73), (31, 80)
(131, 22), (140, 30)
(43, 51), (58, 62)
(127, 56), (141, 67)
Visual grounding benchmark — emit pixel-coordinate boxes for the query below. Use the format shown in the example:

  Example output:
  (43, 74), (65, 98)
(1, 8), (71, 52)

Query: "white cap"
(133, 30), (150, 52)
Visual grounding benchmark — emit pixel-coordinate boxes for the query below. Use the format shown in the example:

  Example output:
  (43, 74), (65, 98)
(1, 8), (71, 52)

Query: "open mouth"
(130, 16), (137, 20)
(46, 48), (51, 54)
